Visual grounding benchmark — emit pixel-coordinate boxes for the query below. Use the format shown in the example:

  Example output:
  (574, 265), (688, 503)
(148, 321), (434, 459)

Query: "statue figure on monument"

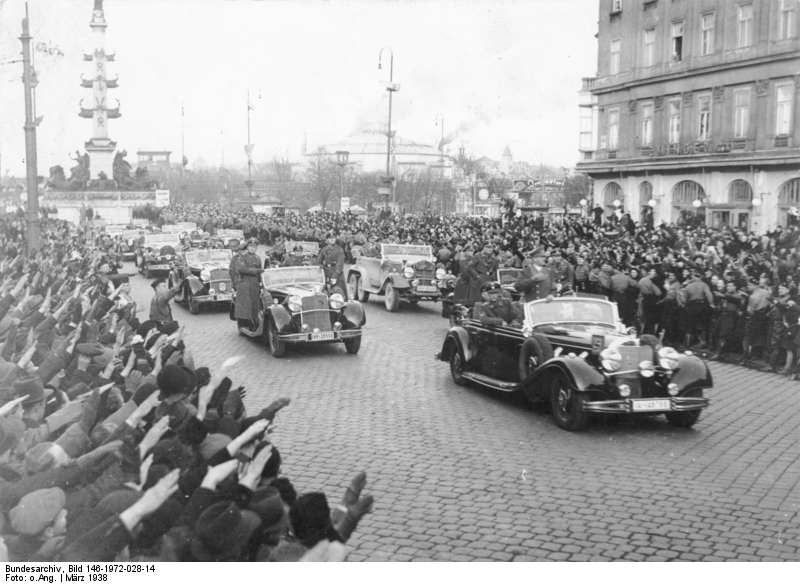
(68, 150), (91, 184)
(113, 150), (135, 189)
(87, 171), (117, 191)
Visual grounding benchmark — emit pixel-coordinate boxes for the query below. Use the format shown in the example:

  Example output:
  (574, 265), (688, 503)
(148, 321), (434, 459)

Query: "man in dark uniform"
(233, 238), (265, 329)
(229, 242), (245, 291)
(465, 242), (499, 302)
(318, 233), (347, 299)
(473, 281), (523, 328)
(514, 247), (557, 302)
(282, 245), (305, 267)
(149, 277), (181, 327)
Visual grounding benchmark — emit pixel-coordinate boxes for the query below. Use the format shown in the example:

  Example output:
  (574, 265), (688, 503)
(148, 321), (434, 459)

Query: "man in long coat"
(234, 238), (264, 328)
(318, 234), (346, 298)
(514, 247), (557, 302)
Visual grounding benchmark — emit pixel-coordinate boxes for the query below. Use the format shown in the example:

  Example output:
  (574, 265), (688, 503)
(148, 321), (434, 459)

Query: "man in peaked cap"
(514, 247), (557, 302)
(318, 233), (347, 299)
(473, 281), (522, 329)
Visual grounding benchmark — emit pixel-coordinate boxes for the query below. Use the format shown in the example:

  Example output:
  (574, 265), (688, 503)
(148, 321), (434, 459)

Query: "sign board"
(216, 229), (244, 240)
(478, 189), (490, 200)
(340, 197), (350, 211)
(162, 223), (196, 234)
(104, 225), (126, 236)
(131, 218), (149, 227)
(377, 187), (390, 196)
(144, 233), (180, 248)
(155, 190), (170, 207)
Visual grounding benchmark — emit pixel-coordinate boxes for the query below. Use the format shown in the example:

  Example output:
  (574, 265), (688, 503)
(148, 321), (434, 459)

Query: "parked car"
(169, 249), (234, 314)
(137, 233), (182, 278)
(232, 265), (365, 358)
(346, 244), (446, 312)
(437, 295), (711, 431)
(216, 229), (244, 247)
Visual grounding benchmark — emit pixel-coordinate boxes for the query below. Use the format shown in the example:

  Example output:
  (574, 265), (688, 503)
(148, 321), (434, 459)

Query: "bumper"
(194, 293), (234, 303)
(406, 288), (441, 300)
(146, 264), (171, 272)
(278, 329), (361, 344)
(582, 395), (710, 414)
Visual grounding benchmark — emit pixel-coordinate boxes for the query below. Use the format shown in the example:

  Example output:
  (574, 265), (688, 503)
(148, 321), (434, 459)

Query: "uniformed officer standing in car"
(282, 245), (305, 267)
(233, 238), (265, 329)
(318, 233), (347, 298)
(473, 281), (523, 328)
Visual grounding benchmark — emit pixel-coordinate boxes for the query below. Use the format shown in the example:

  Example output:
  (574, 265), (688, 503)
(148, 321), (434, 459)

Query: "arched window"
(672, 180), (706, 204)
(779, 178), (800, 206)
(638, 181), (653, 206)
(728, 180), (753, 202)
(603, 182), (623, 209)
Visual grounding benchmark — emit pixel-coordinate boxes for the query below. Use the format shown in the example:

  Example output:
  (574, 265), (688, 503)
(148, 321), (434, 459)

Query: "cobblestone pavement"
(126, 256), (800, 561)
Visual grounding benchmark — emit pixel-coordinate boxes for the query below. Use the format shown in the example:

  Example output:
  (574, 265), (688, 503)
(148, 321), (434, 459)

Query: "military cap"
(481, 281), (502, 292)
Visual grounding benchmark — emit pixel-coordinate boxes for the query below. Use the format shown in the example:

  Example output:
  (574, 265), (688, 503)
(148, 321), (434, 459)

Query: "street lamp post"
(378, 47), (399, 209)
(244, 87), (260, 198)
(436, 113), (444, 214)
(335, 150), (349, 211)
(20, 14), (41, 250)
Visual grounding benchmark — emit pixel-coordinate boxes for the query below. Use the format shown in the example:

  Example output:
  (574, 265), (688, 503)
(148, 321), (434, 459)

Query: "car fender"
(342, 300), (365, 327)
(267, 304), (292, 332)
(186, 276), (206, 295)
(525, 357), (607, 398)
(260, 289), (274, 307)
(670, 354), (713, 394)
(438, 327), (475, 364)
(383, 273), (410, 291)
(348, 265), (370, 285)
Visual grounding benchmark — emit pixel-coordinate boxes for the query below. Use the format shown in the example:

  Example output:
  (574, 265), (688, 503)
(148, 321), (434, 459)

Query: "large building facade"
(577, 0), (800, 233)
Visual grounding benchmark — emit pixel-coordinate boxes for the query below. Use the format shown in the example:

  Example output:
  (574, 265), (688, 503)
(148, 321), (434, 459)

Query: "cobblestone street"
(128, 258), (800, 562)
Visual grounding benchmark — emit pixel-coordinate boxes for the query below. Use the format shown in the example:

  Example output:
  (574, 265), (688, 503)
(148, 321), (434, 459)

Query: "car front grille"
(414, 261), (434, 280)
(301, 294), (332, 331)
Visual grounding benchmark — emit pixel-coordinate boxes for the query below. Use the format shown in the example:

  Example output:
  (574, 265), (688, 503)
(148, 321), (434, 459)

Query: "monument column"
(80, 0), (120, 180)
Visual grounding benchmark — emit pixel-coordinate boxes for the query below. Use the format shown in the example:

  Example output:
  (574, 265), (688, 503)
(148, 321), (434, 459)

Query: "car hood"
(534, 322), (628, 347)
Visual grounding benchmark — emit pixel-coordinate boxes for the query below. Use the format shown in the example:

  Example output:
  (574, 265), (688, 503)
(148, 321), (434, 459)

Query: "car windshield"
(381, 244), (432, 260)
(297, 242), (319, 254)
(498, 268), (524, 286)
(261, 266), (325, 288)
(524, 298), (614, 325)
(144, 234), (180, 248)
(185, 249), (232, 266)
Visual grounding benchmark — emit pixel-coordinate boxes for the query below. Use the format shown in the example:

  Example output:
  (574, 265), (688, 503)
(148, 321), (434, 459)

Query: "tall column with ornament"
(79, 0), (120, 181)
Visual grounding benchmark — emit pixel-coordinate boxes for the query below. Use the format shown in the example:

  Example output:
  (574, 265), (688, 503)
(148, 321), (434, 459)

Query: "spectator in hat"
(5, 487), (68, 560)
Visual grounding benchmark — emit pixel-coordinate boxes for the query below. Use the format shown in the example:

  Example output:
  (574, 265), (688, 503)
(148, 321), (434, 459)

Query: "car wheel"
(347, 274), (359, 302)
(449, 346), (468, 386)
(343, 335), (361, 354)
(665, 409), (701, 428)
(189, 296), (200, 315)
(518, 333), (554, 380)
(550, 372), (589, 431)
(268, 319), (287, 358)
(384, 283), (400, 312)
(357, 277), (370, 302)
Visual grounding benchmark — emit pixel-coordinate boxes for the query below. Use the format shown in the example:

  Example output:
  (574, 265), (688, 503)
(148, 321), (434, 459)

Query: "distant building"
(137, 150), (172, 176)
(576, 0), (800, 233)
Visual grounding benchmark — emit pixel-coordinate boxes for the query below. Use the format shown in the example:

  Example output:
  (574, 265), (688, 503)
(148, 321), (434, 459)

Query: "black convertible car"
(437, 295), (711, 431)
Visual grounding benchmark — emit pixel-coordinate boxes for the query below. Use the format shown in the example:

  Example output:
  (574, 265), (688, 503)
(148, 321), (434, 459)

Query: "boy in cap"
(5, 487), (68, 560)
(149, 278), (181, 327)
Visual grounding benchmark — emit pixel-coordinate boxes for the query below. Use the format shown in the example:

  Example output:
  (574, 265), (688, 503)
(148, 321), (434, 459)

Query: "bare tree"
(304, 148), (338, 209)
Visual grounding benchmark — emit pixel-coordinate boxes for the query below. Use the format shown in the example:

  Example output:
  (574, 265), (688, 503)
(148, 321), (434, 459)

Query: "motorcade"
(137, 233), (181, 278)
(169, 248), (233, 314)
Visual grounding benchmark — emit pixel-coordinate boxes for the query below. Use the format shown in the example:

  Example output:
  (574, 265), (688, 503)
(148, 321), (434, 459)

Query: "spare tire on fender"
(518, 333), (554, 380)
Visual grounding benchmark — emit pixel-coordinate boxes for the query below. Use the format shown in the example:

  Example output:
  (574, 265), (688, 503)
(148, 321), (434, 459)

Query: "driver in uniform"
(473, 281), (523, 328)
(282, 245), (306, 267)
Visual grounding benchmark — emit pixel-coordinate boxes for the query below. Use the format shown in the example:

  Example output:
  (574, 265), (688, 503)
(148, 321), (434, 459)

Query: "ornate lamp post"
(335, 150), (349, 210)
(378, 47), (400, 208)
(244, 86), (261, 198)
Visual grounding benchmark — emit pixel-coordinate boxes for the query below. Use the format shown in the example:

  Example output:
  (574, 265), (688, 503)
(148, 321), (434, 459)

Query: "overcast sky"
(0, 0), (599, 176)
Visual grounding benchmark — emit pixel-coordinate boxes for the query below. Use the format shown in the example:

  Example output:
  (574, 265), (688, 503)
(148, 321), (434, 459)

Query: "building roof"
(502, 145), (512, 156)
(315, 130), (447, 159)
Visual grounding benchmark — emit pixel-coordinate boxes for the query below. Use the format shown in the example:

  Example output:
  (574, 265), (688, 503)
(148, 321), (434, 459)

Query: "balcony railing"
(580, 77), (597, 91)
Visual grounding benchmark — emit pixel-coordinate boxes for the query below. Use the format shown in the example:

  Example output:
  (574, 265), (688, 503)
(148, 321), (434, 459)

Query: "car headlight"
(200, 269), (211, 281)
(218, 282), (227, 291)
(618, 384), (631, 398)
(658, 347), (680, 370)
(668, 383), (679, 396)
(600, 347), (622, 372)
(166, 254), (173, 260)
(329, 293), (344, 310)
(436, 268), (446, 280)
(639, 360), (655, 378)
(411, 279), (420, 287)
(403, 266), (415, 279)
(288, 295), (302, 312)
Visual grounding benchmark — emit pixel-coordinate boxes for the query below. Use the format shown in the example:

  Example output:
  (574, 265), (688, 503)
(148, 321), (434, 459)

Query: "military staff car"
(137, 233), (181, 278)
(169, 249), (234, 314)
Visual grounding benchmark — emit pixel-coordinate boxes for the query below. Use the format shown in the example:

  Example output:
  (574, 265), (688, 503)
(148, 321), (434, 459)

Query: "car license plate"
(631, 399), (671, 412)
(311, 332), (334, 341)
(149, 265), (168, 270)
(417, 285), (437, 293)
(216, 293), (232, 300)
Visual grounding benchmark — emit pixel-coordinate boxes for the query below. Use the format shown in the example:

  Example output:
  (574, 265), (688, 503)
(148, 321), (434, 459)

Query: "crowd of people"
(0, 211), (374, 562)
(157, 202), (800, 377)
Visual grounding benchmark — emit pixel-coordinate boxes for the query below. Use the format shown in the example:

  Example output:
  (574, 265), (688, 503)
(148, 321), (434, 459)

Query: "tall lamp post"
(436, 113), (444, 213)
(20, 13), (41, 250)
(378, 47), (400, 209)
(335, 150), (349, 210)
(244, 86), (260, 198)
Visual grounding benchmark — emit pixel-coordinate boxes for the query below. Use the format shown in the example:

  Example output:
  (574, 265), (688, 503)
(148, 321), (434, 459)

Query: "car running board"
(461, 372), (519, 392)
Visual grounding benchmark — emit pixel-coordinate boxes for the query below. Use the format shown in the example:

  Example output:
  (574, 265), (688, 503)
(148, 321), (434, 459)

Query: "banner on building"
(341, 197), (350, 211)
(155, 190), (171, 207)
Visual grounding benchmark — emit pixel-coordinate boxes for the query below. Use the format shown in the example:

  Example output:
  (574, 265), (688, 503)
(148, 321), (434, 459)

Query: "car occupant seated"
(473, 281), (523, 328)
(282, 245), (305, 267)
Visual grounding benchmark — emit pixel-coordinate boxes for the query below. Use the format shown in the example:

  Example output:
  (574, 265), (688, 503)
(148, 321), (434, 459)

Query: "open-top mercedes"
(137, 233), (181, 278)
(233, 265), (365, 358)
(437, 295), (711, 431)
(169, 249), (233, 314)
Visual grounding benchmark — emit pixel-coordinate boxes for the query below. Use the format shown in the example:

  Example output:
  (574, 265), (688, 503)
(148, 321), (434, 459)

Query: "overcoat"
(234, 252), (263, 321)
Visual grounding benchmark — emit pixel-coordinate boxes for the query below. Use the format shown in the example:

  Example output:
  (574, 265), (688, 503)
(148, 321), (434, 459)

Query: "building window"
(729, 180), (753, 202)
(579, 107), (593, 150)
(738, 3), (753, 48)
(779, 178), (800, 205)
(734, 89), (750, 138)
(671, 21), (684, 61)
(612, 0), (622, 12)
(641, 103), (654, 146)
(697, 95), (711, 140)
(672, 180), (706, 204)
(779, 0), (796, 39)
(668, 99), (681, 143)
(700, 13), (715, 55)
(776, 83), (794, 135)
(610, 38), (621, 74)
(643, 28), (655, 67)
(608, 109), (619, 150)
